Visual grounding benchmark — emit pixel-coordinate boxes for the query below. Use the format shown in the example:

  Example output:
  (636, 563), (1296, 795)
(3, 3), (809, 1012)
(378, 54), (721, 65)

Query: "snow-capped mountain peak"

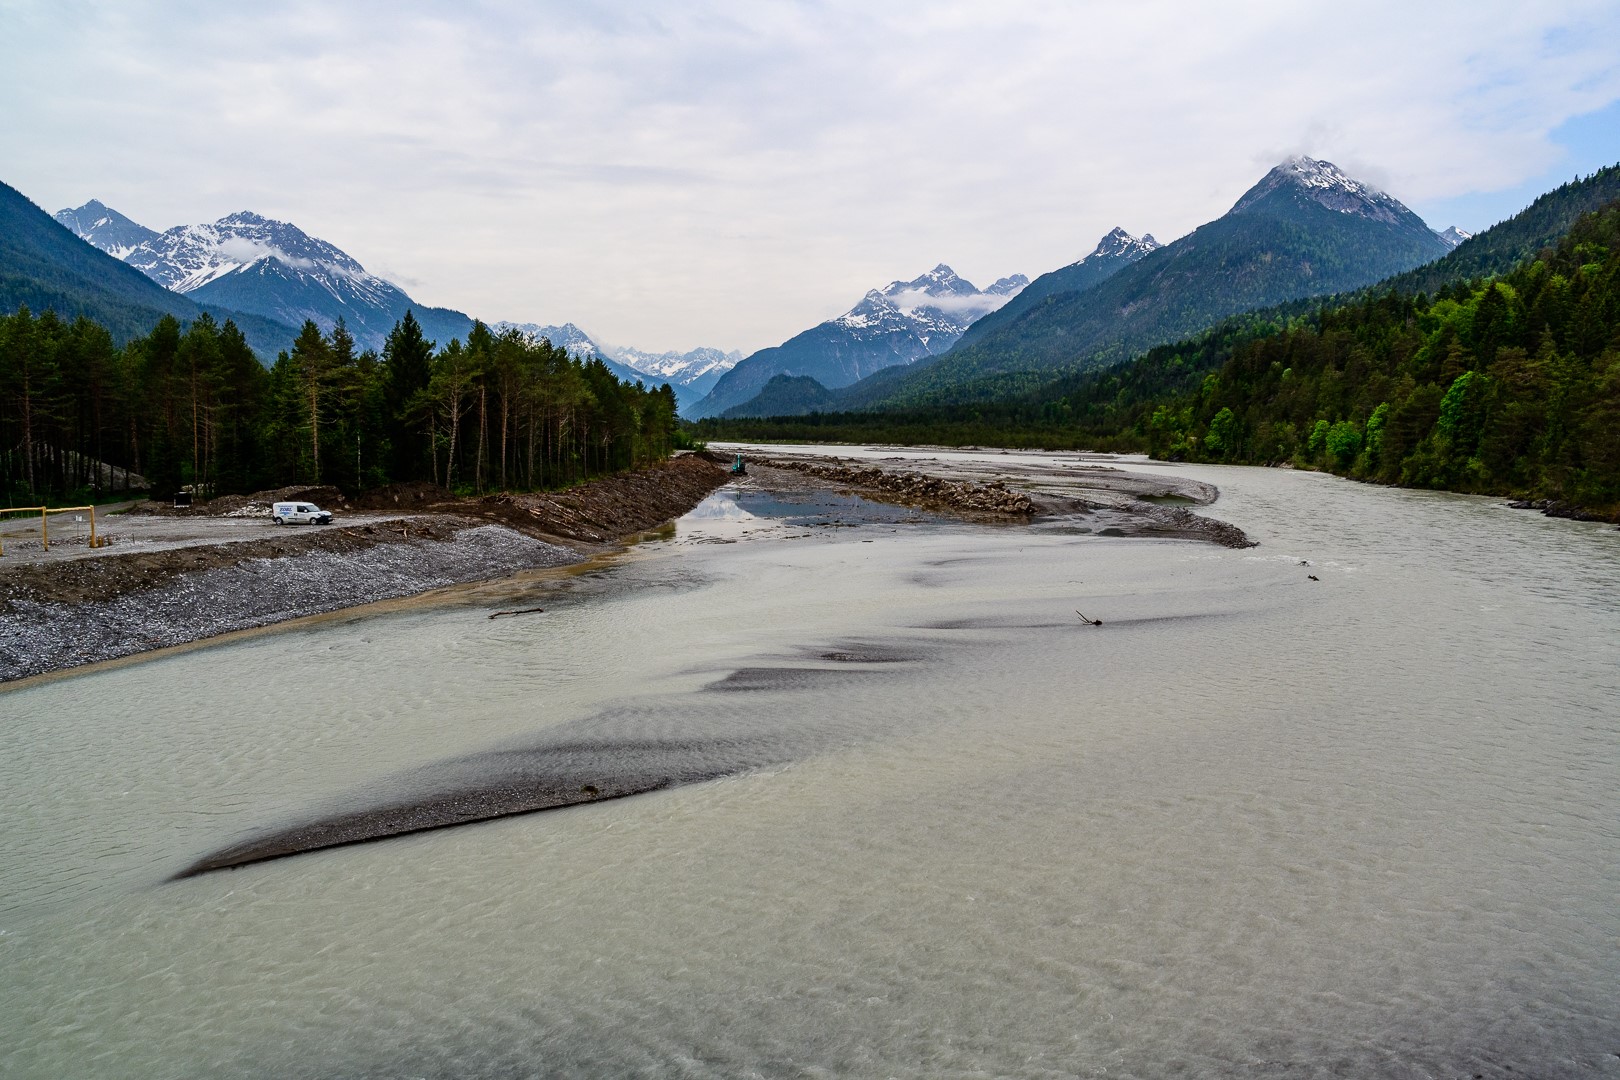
(601, 344), (744, 382)
(986, 274), (1031, 296)
(490, 321), (603, 359)
(690, 260), (1028, 418)
(59, 200), (481, 352)
(53, 199), (159, 260)
(1233, 155), (1412, 225)
(1435, 225), (1473, 249)
(123, 211), (370, 292)
(839, 264), (1028, 335)
(1088, 227), (1162, 261)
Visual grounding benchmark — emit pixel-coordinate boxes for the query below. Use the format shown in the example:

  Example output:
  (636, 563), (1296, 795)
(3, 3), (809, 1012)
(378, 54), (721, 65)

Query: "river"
(2, 447), (1616, 1078)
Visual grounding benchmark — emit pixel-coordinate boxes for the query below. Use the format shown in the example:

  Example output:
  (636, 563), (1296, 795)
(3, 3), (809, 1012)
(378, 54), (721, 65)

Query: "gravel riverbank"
(0, 455), (730, 683)
(0, 524), (582, 683)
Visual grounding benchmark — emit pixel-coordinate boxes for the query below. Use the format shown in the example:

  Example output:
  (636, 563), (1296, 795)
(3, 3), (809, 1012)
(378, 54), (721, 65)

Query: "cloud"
(4, 0), (1619, 352)
(886, 288), (1016, 318)
(213, 236), (319, 271)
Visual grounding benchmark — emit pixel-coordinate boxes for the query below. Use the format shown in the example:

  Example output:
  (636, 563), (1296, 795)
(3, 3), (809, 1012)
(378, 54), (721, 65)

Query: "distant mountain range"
(491, 321), (741, 412)
(688, 264), (1031, 419)
(727, 157), (1458, 416)
(17, 163), (1476, 414)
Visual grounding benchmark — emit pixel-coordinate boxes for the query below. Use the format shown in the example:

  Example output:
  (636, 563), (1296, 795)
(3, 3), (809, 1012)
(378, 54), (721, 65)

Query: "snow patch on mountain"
(1087, 226), (1162, 261)
(1233, 156), (1412, 225)
(491, 321), (603, 359)
(1435, 225), (1473, 249)
(122, 211), (376, 295)
(53, 200), (159, 260)
(834, 264), (1027, 345)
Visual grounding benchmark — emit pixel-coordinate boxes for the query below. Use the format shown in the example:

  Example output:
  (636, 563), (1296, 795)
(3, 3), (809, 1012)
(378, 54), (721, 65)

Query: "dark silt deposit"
(176, 652), (923, 877)
(173, 737), (764, 878)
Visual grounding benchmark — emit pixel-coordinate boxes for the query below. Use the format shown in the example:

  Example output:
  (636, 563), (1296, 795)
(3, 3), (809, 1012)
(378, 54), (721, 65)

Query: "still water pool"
(2, 449), (1617, 1078)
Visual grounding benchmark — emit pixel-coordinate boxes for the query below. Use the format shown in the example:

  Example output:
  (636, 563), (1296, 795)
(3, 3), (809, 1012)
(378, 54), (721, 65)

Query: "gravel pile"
(756, 457), (1035, 514)
(0, 524), (580, 682)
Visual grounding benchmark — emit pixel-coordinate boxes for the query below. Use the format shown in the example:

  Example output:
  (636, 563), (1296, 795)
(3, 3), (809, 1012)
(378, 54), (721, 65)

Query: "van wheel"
(273, 517), (284, 525)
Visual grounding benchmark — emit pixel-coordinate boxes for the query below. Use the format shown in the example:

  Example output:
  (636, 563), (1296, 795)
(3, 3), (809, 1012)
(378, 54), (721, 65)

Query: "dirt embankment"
(484, 454), (736, 542)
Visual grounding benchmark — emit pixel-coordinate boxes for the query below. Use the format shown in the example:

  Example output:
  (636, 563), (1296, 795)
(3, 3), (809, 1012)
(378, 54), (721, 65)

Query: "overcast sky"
(5, 0), (1619, 354)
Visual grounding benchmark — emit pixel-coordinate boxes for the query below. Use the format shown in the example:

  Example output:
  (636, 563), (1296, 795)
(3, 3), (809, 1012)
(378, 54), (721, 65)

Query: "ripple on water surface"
(2, 453), (1617, 1078)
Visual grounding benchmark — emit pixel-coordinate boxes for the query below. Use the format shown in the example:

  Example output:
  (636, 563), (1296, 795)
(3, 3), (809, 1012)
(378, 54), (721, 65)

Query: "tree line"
(0, 308), (680, 504)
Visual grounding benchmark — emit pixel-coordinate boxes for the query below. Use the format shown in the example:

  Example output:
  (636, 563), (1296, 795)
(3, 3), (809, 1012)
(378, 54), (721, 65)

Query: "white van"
(271, 502), (333, 525)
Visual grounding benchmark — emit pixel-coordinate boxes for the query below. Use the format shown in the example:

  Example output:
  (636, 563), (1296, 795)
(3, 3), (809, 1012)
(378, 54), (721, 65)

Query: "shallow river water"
(2, 448), (1617, 1078)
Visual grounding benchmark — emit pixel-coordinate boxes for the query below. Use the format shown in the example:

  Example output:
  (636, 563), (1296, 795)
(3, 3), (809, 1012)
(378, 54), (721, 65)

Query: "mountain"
(843, 156), (1450, 409)
(52, 200), (158, 259)
(952, 228), (1160, 351)
(60, 206), (474, 352)
(2, 181), (298, 356)
(491, 321), (603, 360)
(688, 264), (1028, 419)
(720, 374), (839, 419)
(600, 344), (743, 409)
(491, 323), (740, 413)
(1435, 225), (1472, 249)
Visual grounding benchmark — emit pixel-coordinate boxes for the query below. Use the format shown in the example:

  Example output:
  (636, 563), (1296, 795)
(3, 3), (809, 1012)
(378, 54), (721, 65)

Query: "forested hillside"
(702, 193), (1620, 517)
(1108, 200), (1620, 512)
(0, 308), (679, 504)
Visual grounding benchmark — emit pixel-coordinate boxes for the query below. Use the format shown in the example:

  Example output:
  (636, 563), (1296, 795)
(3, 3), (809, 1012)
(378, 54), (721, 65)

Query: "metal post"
(41, 507), (47, 551)
(89, 506), (98, 549)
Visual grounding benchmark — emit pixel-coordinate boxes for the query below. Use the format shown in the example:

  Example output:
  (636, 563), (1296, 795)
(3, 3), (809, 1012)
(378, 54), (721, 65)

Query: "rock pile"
(759, 458), (1034, 515)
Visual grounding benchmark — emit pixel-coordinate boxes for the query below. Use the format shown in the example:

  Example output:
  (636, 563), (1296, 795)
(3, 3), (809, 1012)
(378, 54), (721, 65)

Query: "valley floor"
(0, 448), (1251, 684)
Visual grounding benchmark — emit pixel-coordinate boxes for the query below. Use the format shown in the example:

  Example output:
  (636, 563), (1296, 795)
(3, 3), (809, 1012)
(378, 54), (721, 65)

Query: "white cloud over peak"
(213, 236), (320, 272)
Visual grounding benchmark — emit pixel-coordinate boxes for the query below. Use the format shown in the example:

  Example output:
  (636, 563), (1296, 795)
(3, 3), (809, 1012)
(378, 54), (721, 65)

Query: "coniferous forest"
(701, 198), (1620, 517)
(0, 308), (679, 504)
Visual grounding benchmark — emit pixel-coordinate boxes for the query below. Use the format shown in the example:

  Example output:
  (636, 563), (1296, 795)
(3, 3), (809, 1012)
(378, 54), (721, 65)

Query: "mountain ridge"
(57, 203), (476, 353)
(826, 155), (1450, 410)
(687, 263), (1030, 419)
(3, 182), (300, 357)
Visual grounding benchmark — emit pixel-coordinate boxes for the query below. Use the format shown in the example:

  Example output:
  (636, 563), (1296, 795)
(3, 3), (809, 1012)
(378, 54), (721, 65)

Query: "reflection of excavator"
(729, 454), (747, 476)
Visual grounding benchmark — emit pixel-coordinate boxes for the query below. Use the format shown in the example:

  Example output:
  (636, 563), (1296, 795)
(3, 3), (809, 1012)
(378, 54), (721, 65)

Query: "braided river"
(2, 447), (1617, 1078)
